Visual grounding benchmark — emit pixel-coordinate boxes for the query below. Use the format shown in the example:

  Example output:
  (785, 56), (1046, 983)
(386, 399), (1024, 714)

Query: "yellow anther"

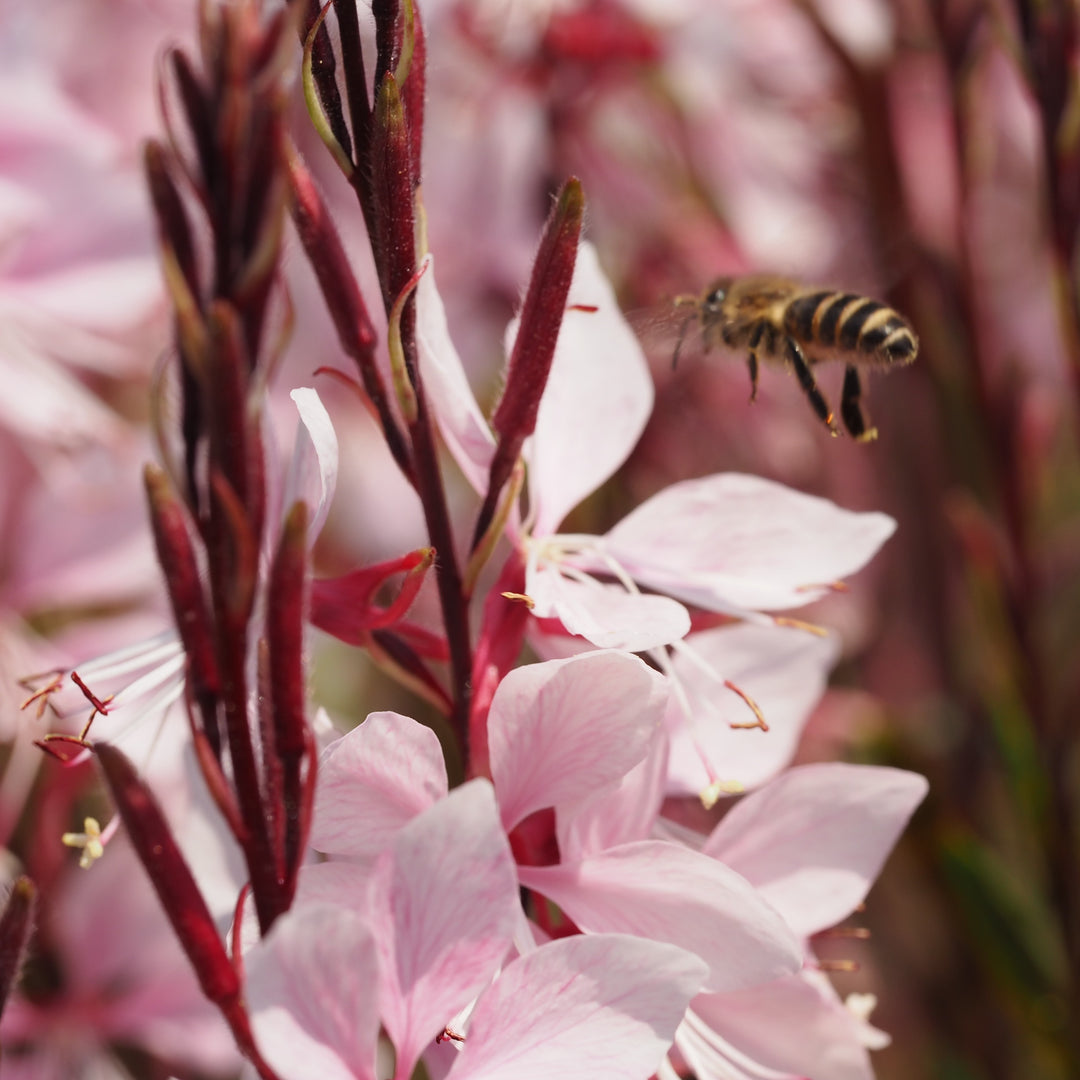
(699, 779), (744, 810)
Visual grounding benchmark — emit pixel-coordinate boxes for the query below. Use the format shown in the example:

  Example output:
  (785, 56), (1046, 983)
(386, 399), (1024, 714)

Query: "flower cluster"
(0, 2), (932, 1079)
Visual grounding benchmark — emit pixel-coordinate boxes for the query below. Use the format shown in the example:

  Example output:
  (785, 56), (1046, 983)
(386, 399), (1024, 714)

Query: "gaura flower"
(244, 781), (708, 1080)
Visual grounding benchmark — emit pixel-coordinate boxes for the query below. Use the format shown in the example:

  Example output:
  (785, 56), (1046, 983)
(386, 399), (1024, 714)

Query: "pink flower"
(309, 651), (802, 999)
(670, 761), (929, 1080)
(246, 781), (707, 1080)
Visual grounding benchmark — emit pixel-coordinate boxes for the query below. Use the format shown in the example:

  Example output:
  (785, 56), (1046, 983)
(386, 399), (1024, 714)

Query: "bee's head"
(701, 278), (733, 315)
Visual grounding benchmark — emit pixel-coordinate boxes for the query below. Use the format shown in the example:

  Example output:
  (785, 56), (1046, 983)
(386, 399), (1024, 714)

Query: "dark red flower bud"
(0, 876), (36, 1019)
(473, 178), (584, 547)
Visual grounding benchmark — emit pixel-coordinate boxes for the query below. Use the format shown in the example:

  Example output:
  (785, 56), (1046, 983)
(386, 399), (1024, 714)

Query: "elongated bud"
(300, 0), (354, 168)
(266, 502), (311, 896)
(494, 178), (584, 436)
(0, 876), (36, 1019)
(288, 150), (376, 360)
(144, 464), (221, 712)
(473, 178), (584, 547)
(371, 73), (417, 308)
(166, 49), (213, 189)
(145, 140), (198, 297)
(95, 744), (241, 1010)
(287, 148), (414, 478)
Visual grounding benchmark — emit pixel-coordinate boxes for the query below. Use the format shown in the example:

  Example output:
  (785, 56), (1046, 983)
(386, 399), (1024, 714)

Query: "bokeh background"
(1, 1), (1077, 1077)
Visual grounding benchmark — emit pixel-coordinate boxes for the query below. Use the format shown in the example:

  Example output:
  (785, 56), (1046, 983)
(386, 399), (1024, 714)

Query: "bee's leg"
(786, 338), (839, 435)
(747, 325), (763, 402)
(840, 364), (878, 442)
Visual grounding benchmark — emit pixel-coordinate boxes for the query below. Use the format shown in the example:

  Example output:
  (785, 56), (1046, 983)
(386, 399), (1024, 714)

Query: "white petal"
(287, 387), (339, 543)
(705, 763), (929, 936)
(523, 243), (654, 535)
(449, 935), (707, 1080)
(310, 711), (448, 860)
(488, 652), (668, 831)
(604, 473), (896, 613)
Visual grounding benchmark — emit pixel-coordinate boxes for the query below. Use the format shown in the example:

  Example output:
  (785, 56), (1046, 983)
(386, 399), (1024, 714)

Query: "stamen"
(723, 680), (769, 731)
(772, 615), (829, 637)
(500, 592), (535, 610)
(436, 1026), (466, 1045)
(820, 927), (871, 940)
(816, 959), (860, 973)
(19, 671), (64, 719)
(795, 580), (849, 593)
(699, 778), (744, 811)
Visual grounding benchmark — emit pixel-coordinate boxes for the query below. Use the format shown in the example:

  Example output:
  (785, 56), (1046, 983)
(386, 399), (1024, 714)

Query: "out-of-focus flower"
(0, 72), (163, 452)
(0, 835), (239, 1079)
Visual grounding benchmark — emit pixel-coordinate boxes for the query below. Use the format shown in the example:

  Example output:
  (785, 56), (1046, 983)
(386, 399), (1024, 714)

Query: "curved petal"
(310, 711), (448, 860)
(558, 732), (668, 860)
(489, 652), (669, 832)
(685, 974), (874, 1080)
(246, 904), (379, 1080)
(704, 763), (929, 937)
(527, 563), (690, 651)
(523, 243), (654, 535)
(518, 841), (801, 993)
(416, 255), (496, 494)
(371, 781), (520, 1079)
(449, 935), (707, 1080)
(665, 623), (840, 796)
(603, 473), (896, 613)
(287, 387), (339, 543)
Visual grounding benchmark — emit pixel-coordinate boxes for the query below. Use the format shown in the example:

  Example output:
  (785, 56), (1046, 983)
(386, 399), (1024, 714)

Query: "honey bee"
(673, 276), (919, 441)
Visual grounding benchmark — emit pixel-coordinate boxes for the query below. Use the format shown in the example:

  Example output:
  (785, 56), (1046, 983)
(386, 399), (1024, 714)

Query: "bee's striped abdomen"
(783, 291), (834, 342)
(857, 310), (918, 364)
(784, 291), (917, 366)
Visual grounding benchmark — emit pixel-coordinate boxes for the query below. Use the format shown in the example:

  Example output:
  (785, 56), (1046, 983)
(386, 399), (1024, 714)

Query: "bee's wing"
(627, 300), (709, 368)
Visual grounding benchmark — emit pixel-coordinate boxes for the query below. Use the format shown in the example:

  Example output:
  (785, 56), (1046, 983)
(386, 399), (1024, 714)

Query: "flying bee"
(673, 276), (919, 441)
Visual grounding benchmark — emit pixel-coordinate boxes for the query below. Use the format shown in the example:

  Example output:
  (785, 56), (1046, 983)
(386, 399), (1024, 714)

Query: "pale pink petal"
(704, 763), (929, 937)
(558, 732), (668, 860)
(448, 935), (707, 1080)
(526, 563), (690, 651)
(234, 861), (375, 959)
(246, 904), (380, 1080)
(489, 652), (668, 832)
(518, 841), (801, 992)
(311, 711), (448, 860)
(416, 255), (496, 493)
(688, 975), (875, 1080)
(371, 781), (520, 1079)
(602, 473), (897, 613)
(287, 387), (339, 542)
(665, 623), (840, 795)
(523, 242), (654, 535)
(6, 254), (162, 331)
(0, 332), (126, 448)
